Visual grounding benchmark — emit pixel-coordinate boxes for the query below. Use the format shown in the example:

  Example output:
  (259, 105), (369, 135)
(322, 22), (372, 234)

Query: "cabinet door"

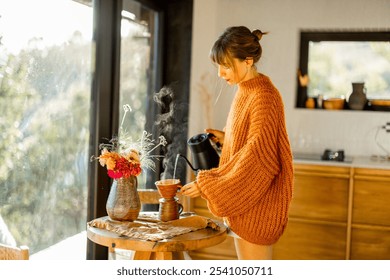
(350, 227), (390, 260)
(273, 220), (347, 260)
(353, 168), (390, 227)
(351, 168), (390, 260)
(291, 165), (350, 222)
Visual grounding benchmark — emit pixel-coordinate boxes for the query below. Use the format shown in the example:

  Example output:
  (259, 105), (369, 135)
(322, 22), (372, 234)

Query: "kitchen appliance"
(321, 149), (345, 161)
(179, 133), (220, 173)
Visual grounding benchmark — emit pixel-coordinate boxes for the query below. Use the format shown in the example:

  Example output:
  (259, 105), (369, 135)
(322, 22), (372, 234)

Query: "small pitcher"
(348, 82), (367, 110)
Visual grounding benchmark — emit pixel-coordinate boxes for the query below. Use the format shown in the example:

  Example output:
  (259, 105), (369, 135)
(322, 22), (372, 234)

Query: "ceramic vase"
(106, 176), (141, 221)
(348, 82), (367, 110)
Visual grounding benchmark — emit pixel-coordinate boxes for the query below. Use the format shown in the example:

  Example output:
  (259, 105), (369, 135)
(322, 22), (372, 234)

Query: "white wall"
(189, 0), (390, 158)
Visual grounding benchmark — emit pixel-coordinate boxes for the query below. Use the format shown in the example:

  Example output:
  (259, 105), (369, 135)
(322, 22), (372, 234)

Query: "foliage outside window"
(119, 0), (160, 187)
(0, 0), (92, 257)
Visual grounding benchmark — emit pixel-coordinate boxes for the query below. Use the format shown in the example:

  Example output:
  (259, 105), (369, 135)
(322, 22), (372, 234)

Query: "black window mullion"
(87, 0), (122, 260)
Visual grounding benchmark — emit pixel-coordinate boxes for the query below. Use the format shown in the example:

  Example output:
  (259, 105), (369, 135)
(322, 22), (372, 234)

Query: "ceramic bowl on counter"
(323, 98), (345, 110)
(369, 99), (390, 111)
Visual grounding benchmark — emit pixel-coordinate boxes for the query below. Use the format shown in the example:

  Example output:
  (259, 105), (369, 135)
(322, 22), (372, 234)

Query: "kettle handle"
(207, 133), (222, 148)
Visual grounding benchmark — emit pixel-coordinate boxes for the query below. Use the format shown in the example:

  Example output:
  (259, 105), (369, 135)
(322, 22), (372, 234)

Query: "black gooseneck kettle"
(179, 133), (220, 173)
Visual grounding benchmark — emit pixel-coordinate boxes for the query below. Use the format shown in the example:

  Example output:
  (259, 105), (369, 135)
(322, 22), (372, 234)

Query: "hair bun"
(252, 29), (268, 41)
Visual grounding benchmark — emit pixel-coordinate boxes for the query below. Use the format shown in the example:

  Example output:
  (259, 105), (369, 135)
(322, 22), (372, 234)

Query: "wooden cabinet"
(274, 164), (390, 260)
(288, 165), (350, 222)
(350, 168), (390, 259)
(350, 227), (390, 259)
(189, 163), (390, 260)
(352, 168), (390, 227)
(274, 164), (350, 260)
(274, 220), (347, 260)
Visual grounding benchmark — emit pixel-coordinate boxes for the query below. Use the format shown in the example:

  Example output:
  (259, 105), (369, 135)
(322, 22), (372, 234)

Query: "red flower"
(106, 157), (141, 179)
(107, 169), (123, 179)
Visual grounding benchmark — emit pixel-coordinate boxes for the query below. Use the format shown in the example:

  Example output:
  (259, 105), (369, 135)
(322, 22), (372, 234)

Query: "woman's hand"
(205, 128), (225, 147)
(180, 181), (201, 198)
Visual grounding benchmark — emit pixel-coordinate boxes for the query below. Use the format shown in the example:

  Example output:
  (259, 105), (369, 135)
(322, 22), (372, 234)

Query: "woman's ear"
(245, 57), (254, 67)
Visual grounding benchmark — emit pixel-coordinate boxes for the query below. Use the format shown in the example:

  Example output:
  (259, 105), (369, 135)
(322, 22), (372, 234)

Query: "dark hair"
(210, 26), (267, 68)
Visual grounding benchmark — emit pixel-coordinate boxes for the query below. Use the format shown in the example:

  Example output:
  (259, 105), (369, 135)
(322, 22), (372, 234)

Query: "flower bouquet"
(92, 104), (167, 179)
(91, 104), (167, 221)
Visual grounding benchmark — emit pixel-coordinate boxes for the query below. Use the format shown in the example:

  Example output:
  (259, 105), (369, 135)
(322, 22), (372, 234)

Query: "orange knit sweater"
(197, 73), (293, 245)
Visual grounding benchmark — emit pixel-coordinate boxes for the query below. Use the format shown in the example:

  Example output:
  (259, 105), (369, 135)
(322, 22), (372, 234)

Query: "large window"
(86, 0), (167, 259)
(119, 0), (161, 187)
(0, 0), (93, 259)
(1, 0), (191, 260)
(297, 31), (390, 111)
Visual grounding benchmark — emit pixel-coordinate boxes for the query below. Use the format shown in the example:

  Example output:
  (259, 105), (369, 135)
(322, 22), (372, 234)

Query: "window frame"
(87, 0), (192, 260)
(296, 31), (390, 109)
(87, 0), (121, 260)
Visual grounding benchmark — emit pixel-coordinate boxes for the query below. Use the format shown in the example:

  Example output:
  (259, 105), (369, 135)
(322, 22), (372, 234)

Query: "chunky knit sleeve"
(197, 86), (286, 218)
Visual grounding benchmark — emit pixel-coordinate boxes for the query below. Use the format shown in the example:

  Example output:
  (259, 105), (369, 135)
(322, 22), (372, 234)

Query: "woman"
(181, 26), (293, 259)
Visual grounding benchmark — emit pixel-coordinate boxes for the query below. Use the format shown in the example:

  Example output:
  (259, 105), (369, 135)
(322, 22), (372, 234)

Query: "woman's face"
(217, 57), (252, 85)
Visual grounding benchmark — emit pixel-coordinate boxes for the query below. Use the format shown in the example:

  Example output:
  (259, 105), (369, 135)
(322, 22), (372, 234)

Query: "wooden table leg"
(154, 252), (185, 260)
(155, 252), (173, 260)
(109, 246), (116, 260)
(133, 251), (185, 260)
(173, 251), (185, 260)
(133, 251), (153, 260)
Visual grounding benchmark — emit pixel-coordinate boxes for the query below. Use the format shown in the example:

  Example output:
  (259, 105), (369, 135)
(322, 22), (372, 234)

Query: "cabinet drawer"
(350, 226), (390, 260)
(273, 220), (347, 260)
(353, 179), (390, 227)
(290, 174), (349, 222)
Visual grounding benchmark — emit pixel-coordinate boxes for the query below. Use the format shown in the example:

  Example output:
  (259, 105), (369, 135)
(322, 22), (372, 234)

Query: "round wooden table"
(87, 214), (227, 260)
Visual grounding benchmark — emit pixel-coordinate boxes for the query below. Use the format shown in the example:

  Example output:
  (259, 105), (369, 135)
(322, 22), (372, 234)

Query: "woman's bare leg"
(234, 237), (273, 260)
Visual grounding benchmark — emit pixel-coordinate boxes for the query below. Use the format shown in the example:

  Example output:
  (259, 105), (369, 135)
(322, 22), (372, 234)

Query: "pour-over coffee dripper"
(155, 179), (182, 199)
(155, 179), (183, 221)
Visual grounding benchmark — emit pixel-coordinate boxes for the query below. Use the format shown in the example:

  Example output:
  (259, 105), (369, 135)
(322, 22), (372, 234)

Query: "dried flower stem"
(120, 104), (132, 129)
(145, 135), (168, 156)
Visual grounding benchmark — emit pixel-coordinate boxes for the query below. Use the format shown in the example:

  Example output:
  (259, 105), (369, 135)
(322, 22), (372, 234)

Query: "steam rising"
(154, 85), (188, 181)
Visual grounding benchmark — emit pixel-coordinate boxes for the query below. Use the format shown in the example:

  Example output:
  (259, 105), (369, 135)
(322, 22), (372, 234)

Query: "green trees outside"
(0, 1), (157, 256)
(0, 33), (92, 253)
(308, 42), (390, 99)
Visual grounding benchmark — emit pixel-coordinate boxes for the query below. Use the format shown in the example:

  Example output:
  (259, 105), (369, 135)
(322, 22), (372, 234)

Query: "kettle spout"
(178, 154), (198, 172)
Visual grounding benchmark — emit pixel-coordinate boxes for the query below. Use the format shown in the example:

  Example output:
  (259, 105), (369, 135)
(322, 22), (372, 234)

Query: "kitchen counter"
(293, 153), (390, 170)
